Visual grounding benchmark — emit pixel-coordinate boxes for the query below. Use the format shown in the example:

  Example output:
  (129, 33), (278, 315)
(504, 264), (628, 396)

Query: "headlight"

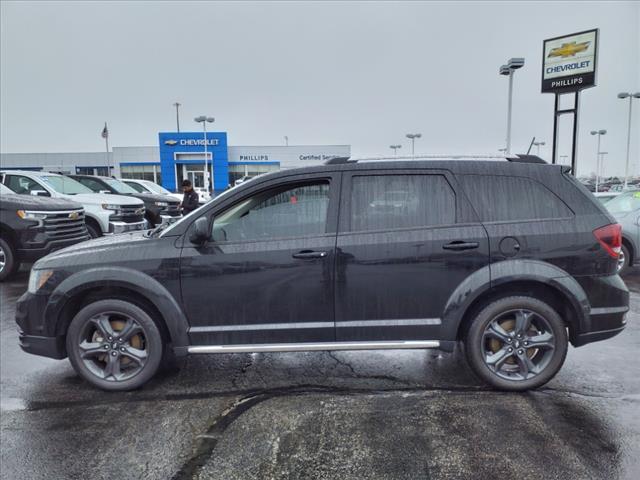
(102, 203), (121, 211)
(16, 210), (47, 221)
(28, 269), (54, 294)
(154, 201), (168, 207)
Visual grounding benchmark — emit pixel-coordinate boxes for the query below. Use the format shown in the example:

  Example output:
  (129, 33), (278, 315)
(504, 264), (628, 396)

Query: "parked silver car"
(606, 191), (640, 273)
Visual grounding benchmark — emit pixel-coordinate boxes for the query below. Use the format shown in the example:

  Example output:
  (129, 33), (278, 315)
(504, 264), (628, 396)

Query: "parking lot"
(1, 268), (639, 479)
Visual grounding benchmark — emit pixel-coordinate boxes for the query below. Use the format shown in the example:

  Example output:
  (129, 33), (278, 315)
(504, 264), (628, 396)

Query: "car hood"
(65, 193), (144, 206)
(34, 231), (151, 269)
(0, 193), (83, 211)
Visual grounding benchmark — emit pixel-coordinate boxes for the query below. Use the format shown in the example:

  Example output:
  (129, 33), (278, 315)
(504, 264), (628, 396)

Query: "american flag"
(101, 123), (109, 139)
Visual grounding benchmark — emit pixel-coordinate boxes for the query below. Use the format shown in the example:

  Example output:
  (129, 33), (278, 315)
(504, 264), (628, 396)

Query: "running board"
(188, 340), (440, 354)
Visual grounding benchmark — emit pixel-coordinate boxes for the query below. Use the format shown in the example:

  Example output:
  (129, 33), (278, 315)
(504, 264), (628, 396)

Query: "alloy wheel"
(617, 249), (626, 273)
(481, 309), (556, 381)
(77, 312), (148, 382)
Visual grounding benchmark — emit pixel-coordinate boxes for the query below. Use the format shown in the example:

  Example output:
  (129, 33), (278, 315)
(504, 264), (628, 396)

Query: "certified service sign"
(542, 29), (598, 93)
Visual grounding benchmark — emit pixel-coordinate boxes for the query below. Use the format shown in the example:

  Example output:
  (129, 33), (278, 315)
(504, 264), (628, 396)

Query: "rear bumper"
(572, 274), (630, 347)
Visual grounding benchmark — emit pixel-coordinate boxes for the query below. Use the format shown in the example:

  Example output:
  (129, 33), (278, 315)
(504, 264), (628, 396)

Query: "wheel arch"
(622, 234), (635, 266)
(45, 267), (190, 353)
(443, 260), (590, 346)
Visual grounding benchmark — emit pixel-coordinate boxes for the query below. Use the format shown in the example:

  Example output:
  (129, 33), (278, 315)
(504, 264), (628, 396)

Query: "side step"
(188, 340), (440, 354)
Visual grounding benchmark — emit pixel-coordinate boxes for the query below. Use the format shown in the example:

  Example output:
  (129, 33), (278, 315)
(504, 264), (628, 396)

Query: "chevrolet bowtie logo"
(164, 139), (178, 146)
(548, 41), (590, 58)
(68, 211), (79, 220)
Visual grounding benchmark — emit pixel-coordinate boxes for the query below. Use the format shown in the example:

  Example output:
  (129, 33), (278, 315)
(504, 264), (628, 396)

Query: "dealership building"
(0, 132), (351, 194)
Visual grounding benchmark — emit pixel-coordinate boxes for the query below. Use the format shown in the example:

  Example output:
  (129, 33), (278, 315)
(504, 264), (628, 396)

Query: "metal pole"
(571, 92), (580, 175)
(104, 124), (110, 175)
(506, 72), (514, 155)
(411, 138), (415, 156)
(551, 94), (559, 164)
(623, 97), (633, 188)
(284, 136), (289, 146)
(595, 134), (601, 193)
(203, 122), (209, 193)
(174, 103), (181, 132)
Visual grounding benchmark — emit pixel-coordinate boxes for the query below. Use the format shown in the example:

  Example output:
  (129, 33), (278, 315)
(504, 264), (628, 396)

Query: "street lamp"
(173, 102), (181, 132)
(284, 136), (289, 147)
(590, 129), (607, 192)
(389, 144), (402, 156)
(194, 115), (215, 194)
(617, 92), (640, 188)
(499, 57), (525, 155)
(405, 133), (422, 157)
(533, 140), (546, 156)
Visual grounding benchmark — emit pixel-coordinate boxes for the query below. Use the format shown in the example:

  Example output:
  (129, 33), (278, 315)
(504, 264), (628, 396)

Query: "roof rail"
(325, 153), (548, 165)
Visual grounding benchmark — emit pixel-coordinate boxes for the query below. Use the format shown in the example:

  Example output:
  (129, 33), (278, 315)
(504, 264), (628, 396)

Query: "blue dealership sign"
(158, 131), (229, 193)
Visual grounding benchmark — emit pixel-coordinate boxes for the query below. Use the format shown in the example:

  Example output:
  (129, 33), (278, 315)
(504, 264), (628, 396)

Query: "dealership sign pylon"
(542, 29), (598, 174)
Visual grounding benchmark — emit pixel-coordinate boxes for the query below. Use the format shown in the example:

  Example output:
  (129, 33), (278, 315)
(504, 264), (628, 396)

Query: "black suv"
(69, 175), (181, 227)
(0, 183), (89, 281)
(16, 158), (629, 391)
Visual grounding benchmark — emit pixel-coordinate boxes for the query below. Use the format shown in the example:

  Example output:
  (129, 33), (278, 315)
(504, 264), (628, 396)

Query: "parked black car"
(69, 175), (181, 227)
(0, 183), (89, 281)
(17, 158), (628, 391)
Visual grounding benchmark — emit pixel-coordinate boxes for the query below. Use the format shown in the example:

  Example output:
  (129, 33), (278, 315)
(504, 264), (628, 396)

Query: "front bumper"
(16, 291), (66, 359)
(17, 235), (90, 262)
(108, 220), (146, 235)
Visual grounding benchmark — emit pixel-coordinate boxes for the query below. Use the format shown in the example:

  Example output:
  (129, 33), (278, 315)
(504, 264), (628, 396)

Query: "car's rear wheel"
(0, 237), (18, 282)
(617, 244), (630, 275)
(465, 296), (568, 391)
(66, 299), (163, 391)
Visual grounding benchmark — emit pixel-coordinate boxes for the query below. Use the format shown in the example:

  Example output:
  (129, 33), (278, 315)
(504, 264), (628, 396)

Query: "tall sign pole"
(542, 29), (598, 175)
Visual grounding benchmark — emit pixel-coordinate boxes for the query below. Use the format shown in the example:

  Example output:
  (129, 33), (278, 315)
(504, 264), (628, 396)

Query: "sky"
(1, 0), (638, 176)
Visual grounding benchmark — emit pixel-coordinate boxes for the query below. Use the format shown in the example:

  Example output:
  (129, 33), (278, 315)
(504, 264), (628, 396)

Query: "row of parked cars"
(0, 170), (184, 280)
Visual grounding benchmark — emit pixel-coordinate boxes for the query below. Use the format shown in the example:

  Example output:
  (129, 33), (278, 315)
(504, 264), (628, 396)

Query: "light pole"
(590, 130), (606, 192)
(498, 147), (507, 154)
(533, 140), (546, 156)
(617, 92), (640, 188)
(284, 136), (289, 147)
(389, 144), (402, 156)
(173, 102), (181, 132)
(194, 115), (215, 194)
(405, 133), (422, 157)
(499, 58), (525, 155)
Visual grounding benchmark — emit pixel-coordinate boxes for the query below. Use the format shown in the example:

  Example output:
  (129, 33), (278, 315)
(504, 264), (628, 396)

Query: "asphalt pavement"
(1, 268), (639, 479)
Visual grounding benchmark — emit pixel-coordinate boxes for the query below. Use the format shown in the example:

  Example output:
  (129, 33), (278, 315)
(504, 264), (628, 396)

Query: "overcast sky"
(1, 1), (638, 176)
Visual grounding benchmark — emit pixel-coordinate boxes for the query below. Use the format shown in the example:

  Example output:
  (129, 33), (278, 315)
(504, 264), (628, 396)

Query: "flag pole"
(104, 122), (110, 175)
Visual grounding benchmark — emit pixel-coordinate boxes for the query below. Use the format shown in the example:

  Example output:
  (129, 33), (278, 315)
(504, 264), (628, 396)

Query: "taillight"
(593, 223), (622, 258)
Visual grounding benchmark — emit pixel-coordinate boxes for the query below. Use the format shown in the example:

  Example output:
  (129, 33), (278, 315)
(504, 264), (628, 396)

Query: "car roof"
(0, 170), (62, 177)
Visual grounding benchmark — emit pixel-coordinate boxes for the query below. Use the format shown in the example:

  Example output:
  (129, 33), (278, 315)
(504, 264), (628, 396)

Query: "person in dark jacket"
(180, 179), (200, 215)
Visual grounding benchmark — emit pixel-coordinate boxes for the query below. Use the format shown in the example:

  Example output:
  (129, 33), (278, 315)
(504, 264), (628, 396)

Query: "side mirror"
(189, 217), (211, 245)
(31, 190), (50, 197)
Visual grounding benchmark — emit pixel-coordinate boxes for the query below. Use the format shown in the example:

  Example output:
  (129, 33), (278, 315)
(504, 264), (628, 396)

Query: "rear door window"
(458, 175), (573, 222)
(348, 174), (456, 232)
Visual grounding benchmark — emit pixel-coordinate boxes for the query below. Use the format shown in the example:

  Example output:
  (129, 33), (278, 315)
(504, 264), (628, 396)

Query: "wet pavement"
(1, 268), (639, 479)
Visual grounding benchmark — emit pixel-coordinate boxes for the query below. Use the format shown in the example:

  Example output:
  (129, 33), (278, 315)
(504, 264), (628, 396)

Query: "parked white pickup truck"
(0, 170), (146, 238)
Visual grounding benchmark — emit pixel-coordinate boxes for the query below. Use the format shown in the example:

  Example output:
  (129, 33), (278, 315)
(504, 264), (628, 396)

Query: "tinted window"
(458, 175), (573, 222)
(76, 177), (107, 192)
(5, 175), (46, 195)
(349, 174), (455, 232)
(212, 182), (330, 242)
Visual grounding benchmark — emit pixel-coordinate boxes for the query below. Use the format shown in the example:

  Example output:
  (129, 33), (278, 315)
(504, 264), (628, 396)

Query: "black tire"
(464, 296), (568, 391)
(0, 237), (19, 282)
(66, 299), (164, 391)
(618, 244), (630, 275)
(85, 221), (101, 239)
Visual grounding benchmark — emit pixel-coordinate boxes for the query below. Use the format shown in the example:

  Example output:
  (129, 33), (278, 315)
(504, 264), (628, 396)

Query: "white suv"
(1, 171), (146, 238)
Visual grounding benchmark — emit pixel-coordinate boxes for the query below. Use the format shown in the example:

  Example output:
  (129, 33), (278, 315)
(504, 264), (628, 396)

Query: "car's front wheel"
(66, 299), (163, 391)
(465, 296), (568, 391)
(0, 237), (18, 282)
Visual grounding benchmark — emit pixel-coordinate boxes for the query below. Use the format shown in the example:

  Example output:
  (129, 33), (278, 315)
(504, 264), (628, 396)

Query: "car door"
(180, 172), (341, 346)
(335, 169), (490, 342)
(3, 174), (50, 196)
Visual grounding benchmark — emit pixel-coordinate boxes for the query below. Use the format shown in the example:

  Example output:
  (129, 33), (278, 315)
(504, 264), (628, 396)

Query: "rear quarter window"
(458, 174), (573, 222)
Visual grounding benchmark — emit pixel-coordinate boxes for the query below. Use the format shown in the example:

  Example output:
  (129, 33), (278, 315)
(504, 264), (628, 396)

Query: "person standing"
(180, 179), (200, 215)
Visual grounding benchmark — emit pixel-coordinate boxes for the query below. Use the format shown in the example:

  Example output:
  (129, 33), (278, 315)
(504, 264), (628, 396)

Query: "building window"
(228, 163), (280, 185)
(120, 164), (161, 184)
(75, 167), (111, 176)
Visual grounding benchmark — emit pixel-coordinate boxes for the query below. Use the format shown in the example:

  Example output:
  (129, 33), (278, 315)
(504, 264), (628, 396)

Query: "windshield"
(102, 178), (138, 194)
(41, 176), (93, 194)
(143, 182), (173, 195)
(606, 192), (640, 214)
(123, 181), (149, 193)
(0, 183), (15, 194)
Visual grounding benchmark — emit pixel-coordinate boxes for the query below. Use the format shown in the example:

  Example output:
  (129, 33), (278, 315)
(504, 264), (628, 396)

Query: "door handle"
(292, 250), (328, 259)
(442, 241), (479, 251)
